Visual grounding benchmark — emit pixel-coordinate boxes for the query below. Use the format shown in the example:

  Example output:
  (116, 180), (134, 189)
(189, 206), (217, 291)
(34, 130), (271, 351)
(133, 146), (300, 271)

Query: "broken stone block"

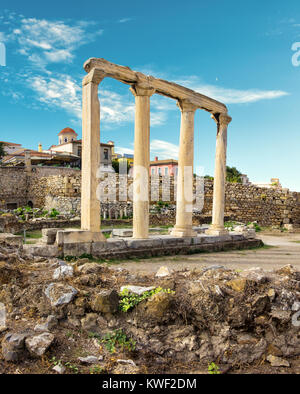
(120, 285), (155, 295)
(136, 291), (172, 320)
(0, 233), (23, 248)
(25, 332), (54, 357)
(53, 364), (65, 374)
(34, 315), (58, 332)
(226, 278), (247, 292)
(90, 290), (119, 314)
(155, 266), (171, 277)
(44, 283), (78, 307)
(53, 265), (74, 280)
(112, 228), (133, 238)
(77, 262), (103, 275)
(81, 313), (99, 332)
(2, 332), (29, 362)
(267, 354), (290, 367)
(78, 356), (99, 364)
(41, 228), (60, 245)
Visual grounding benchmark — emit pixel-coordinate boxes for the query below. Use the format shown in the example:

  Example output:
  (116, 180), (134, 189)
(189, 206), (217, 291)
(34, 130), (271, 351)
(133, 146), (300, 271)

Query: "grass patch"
(291, 240), (300, 243)
(16, 230), (42, 239)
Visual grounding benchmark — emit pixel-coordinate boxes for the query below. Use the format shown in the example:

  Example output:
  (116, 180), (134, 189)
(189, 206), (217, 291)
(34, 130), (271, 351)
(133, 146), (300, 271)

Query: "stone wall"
(1, 166), (300, 227)
(0, 167), (28, 209)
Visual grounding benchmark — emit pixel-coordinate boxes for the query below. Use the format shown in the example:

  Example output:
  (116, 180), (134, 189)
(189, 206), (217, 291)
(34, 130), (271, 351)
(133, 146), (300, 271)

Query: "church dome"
(58, 127), (78, 136)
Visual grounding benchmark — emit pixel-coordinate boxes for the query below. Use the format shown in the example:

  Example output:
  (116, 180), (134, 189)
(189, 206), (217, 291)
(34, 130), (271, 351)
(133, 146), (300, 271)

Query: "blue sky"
(0, 0), (300, 190)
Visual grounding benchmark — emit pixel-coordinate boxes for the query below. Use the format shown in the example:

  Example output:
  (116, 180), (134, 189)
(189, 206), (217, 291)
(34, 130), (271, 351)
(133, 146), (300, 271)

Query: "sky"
(0, 0), (300, 190)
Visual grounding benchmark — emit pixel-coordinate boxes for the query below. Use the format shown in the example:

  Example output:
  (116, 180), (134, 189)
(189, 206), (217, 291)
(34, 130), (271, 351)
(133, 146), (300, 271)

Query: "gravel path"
(115, 232), (300, 274)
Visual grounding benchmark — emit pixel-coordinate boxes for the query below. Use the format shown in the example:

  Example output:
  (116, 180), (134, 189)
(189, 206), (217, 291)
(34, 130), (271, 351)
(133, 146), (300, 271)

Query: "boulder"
(25, 332), (55, 357)
(136, 291), (172, 320)
(2, 332), (30, 362)
(155, 266), (171, 277)
(53, 265), (74, 280)
(34, 315), (58, 332)
(77, 263), (103, 275)
(90, 290), (119, 314)
(81, 313), (99, 332)
(44, 283), (78, 307)
(120, 285), (155, 295)
(267, 355), (290, 367)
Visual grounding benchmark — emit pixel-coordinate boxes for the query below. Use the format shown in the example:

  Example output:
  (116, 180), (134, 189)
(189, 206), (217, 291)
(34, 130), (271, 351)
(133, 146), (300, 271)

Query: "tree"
(0, 142), (6, 160)
(112, 159), (131, 174)
(226, 166), (242, 183)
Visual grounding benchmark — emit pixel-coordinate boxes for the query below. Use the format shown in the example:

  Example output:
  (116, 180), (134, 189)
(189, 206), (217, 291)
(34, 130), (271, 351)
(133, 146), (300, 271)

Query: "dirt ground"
(115, 232), (300, 274)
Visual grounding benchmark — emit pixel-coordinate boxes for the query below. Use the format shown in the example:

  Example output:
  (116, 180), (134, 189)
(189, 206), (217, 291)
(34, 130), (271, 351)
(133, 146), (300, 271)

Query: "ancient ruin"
(79, 58), (231, 241)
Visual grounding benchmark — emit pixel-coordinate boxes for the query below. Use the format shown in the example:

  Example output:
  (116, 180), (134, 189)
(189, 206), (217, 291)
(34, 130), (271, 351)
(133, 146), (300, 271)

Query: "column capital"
(211, 112), (232, 126)
(177, 99), (198, 113)
(219, 113), (232, 126)
(82, 69), (106, 86)
(130, 84), (155, 97)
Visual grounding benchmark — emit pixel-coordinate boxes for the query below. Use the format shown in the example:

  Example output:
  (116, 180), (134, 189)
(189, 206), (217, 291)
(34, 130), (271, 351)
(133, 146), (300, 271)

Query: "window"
(175, 167), (178, 175)
(64, 138), (68, 143)
(104, 149), (109, 160)
(158, 167), (161, 175)
(151, 168), (155, 175)
(164, 167), (168, 175)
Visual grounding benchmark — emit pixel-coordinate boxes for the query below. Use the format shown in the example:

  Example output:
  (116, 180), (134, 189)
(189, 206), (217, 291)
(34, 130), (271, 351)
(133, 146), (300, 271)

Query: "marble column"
(130, 84), (155, 239)
(171, 99), (197, 237)
(81, 69), (106, 239)
(206, 113), (232, 236)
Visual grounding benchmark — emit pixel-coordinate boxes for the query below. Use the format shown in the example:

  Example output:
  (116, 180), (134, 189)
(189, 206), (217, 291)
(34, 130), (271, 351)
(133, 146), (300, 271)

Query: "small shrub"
(208, 362), (220, 374)
(119, 286), (175, 312)
(100, 329), (136, 353)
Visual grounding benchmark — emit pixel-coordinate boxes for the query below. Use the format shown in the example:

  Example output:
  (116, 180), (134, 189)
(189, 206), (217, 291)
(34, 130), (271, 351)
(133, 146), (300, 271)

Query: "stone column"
(24, 150), (31, 175)
(81, 69), (106, 240)
(171, 99), (197, 237)
(130, 84), (155, 239)
(206, 113), (232, 236)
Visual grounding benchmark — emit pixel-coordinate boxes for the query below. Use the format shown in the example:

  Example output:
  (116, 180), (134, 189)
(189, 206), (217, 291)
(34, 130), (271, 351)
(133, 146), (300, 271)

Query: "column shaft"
(171, 100), (197, 237)
(81, 70), (105, 234)
(130, 85), (155, 239)
(207, 113), (232, 236)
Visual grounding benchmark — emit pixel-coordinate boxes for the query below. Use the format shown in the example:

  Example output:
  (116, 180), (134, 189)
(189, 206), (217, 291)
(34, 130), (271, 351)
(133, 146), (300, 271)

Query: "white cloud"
(114, 139), (179, 160)
(8, 16), (103, 66)
(176, 76), (288, 104)
(114, 146), (134, 155)
(29, 74), (82, 119)
(118, 18), (132, 23)
(150, 139), (179, 160)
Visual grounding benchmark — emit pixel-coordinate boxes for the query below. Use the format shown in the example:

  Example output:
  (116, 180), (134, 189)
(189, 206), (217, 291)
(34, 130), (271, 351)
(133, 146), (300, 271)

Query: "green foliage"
(226, 166), (242, 183)
(64, 361), (79, 374)
(49, 208), (60, 218)
(64, 255), (77, 262)
(100, 329), (136, 353)
(79, 253), (93, 260)
(90, 365), (104, 374)
(208, 362), (220, 374)
(119, 286), (175, 312)
(204, 175), (214, 181)
(224, 221), (239, 229)
(112, 159), (131, 174)
(152, 201), (170, 213)
(247, 222), (261, 232)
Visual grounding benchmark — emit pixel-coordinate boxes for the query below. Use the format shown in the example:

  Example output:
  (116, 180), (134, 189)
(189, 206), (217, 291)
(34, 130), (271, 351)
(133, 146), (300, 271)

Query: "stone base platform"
(23, 232), (263, 259)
